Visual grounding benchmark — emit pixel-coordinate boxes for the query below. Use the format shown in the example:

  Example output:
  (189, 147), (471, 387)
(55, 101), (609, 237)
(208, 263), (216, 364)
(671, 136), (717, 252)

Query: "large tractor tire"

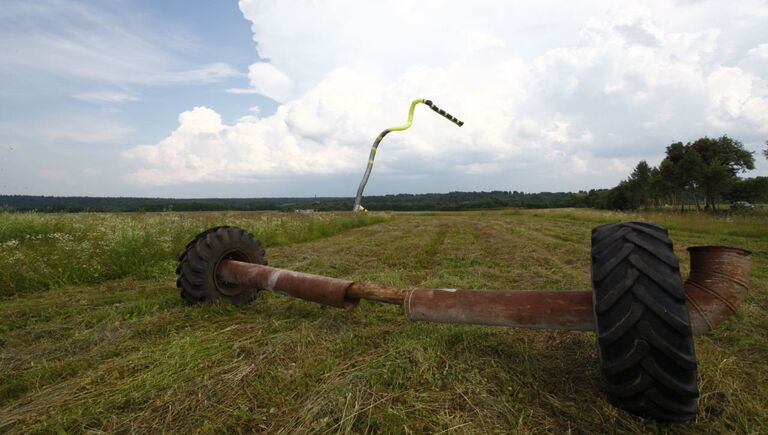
(591, 222), (699, 422)
(176, 226), (266, 305)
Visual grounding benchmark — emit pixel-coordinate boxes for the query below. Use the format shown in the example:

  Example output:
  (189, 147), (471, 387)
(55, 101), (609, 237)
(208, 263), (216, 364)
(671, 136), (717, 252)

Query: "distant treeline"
(4, 136), (765, 213)
(587, 136), (767, 210)
(0, 191), (589, 213)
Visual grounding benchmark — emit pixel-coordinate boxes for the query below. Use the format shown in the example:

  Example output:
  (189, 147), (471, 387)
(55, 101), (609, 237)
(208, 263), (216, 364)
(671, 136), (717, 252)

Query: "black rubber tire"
(591, 222), (699, 423)
(176, 226), (266, 305)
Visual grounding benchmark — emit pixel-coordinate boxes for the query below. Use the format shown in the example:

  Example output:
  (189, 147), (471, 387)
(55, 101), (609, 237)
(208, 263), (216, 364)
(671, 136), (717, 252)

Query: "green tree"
(659, 142), (704, 210)
(727, 176), (768, 203)
(605, 181), (632, 210)
(678, 148), (706, 210)
(689, 136), (754, 210)
(649, 165), (674, 208)
(659, 136), (754, 211)
(763, 139), (767, 160)
(626, 161), (653, 209)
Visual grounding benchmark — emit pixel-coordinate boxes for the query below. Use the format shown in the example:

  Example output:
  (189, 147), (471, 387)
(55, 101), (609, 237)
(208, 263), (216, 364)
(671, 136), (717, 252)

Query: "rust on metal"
(400, 246), (751, 334)
(404, 288), (596, 330)
(346, 282), (408, 305)
(685, 246), (751, 335)
(217, 246), (750, 335)
(218, 260), (359, 309)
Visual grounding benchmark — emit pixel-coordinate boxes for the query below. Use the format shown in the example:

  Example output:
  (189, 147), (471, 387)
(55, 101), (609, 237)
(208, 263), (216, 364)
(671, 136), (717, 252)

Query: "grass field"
(1, 209), (766, 434)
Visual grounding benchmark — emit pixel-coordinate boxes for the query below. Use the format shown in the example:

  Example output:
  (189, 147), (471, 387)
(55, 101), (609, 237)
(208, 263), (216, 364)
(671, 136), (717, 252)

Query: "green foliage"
(0, 212), (389, 297)
(627, 160), (652, 208)
(597, 135), (757, 211)
(689, 136), (755, 210)
(728, 177), (768, 204)
(0, 191), (590, 213)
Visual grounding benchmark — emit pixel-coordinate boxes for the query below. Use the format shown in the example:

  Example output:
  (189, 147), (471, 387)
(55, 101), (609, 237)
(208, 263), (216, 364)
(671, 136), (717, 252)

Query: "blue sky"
(1, 0), (767, 197)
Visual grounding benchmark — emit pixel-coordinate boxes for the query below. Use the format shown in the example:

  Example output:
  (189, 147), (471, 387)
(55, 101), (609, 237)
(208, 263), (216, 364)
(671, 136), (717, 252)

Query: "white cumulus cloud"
(125, 0), (768, 191)
(122, 105), (359, 185)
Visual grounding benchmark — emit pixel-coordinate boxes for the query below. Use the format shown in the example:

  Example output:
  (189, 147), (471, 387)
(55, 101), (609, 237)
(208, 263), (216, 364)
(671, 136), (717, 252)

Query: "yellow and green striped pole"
(353, 98), (464, 212)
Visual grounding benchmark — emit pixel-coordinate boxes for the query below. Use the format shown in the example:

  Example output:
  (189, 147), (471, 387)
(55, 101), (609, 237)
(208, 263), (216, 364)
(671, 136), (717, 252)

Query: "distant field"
(1, 209), (766, 433)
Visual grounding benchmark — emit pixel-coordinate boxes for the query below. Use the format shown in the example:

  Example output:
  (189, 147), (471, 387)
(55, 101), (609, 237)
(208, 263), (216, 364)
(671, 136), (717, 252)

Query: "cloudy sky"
(1, 0), (767, 198)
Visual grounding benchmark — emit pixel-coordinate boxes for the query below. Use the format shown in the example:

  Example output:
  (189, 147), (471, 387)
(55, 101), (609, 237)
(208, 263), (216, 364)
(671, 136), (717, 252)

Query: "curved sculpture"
(352, 98), (464, 212)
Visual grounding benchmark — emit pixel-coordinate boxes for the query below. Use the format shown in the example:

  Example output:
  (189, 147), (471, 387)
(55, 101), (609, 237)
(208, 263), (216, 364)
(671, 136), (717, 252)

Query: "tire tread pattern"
(592, 222), (698, 423)
(176, 226), (266, 305)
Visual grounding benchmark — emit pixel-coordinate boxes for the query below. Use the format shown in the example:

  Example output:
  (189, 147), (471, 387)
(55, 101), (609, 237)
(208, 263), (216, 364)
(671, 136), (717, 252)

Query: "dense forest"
(0, 191), (586, 212)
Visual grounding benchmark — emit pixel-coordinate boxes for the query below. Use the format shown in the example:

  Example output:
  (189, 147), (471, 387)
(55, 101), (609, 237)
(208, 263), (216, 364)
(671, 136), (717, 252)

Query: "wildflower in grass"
(0, 211), (389, 296)
(1, 239), (19, 248)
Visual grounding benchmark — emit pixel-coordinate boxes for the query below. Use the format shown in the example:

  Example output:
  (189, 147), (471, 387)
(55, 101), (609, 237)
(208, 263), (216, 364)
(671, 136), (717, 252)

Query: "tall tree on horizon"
(656, 136), (754, 211)
(649, 163), (674, 207)
(626, 160), (653, 209)
(659, 142), (705, 210)
(689, 136), (754, 210)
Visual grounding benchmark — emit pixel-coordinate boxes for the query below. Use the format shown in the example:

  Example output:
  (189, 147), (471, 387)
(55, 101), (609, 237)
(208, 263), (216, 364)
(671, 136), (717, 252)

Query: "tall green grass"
(0, 211), (390, 297)
(0, 210), (766, 433)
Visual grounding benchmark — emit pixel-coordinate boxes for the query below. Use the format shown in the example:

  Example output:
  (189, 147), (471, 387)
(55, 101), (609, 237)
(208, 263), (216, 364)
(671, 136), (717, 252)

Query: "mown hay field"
(1, 209), (766, 434)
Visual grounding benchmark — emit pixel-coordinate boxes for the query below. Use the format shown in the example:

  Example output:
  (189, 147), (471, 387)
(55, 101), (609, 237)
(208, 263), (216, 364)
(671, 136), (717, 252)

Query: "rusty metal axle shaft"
(217, 246), (751, 335)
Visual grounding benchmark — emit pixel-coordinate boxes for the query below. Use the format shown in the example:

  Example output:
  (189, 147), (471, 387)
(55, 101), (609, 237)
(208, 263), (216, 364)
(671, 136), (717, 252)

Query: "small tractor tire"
(176, 226), (266, 305)
(591, 222), (699, 422)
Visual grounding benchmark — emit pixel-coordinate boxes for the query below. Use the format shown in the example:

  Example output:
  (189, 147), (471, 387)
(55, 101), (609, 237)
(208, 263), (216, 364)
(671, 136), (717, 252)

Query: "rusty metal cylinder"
(685, 246), (751, 335)
(404, 288), (596, 331)
(403, 246), (751, 334)
(218, 260), (359, 309)
(218, 246), (750, 334)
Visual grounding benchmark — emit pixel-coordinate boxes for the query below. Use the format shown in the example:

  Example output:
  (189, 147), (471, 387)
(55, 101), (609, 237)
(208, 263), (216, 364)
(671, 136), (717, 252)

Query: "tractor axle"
(217, 245), (750, 335)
